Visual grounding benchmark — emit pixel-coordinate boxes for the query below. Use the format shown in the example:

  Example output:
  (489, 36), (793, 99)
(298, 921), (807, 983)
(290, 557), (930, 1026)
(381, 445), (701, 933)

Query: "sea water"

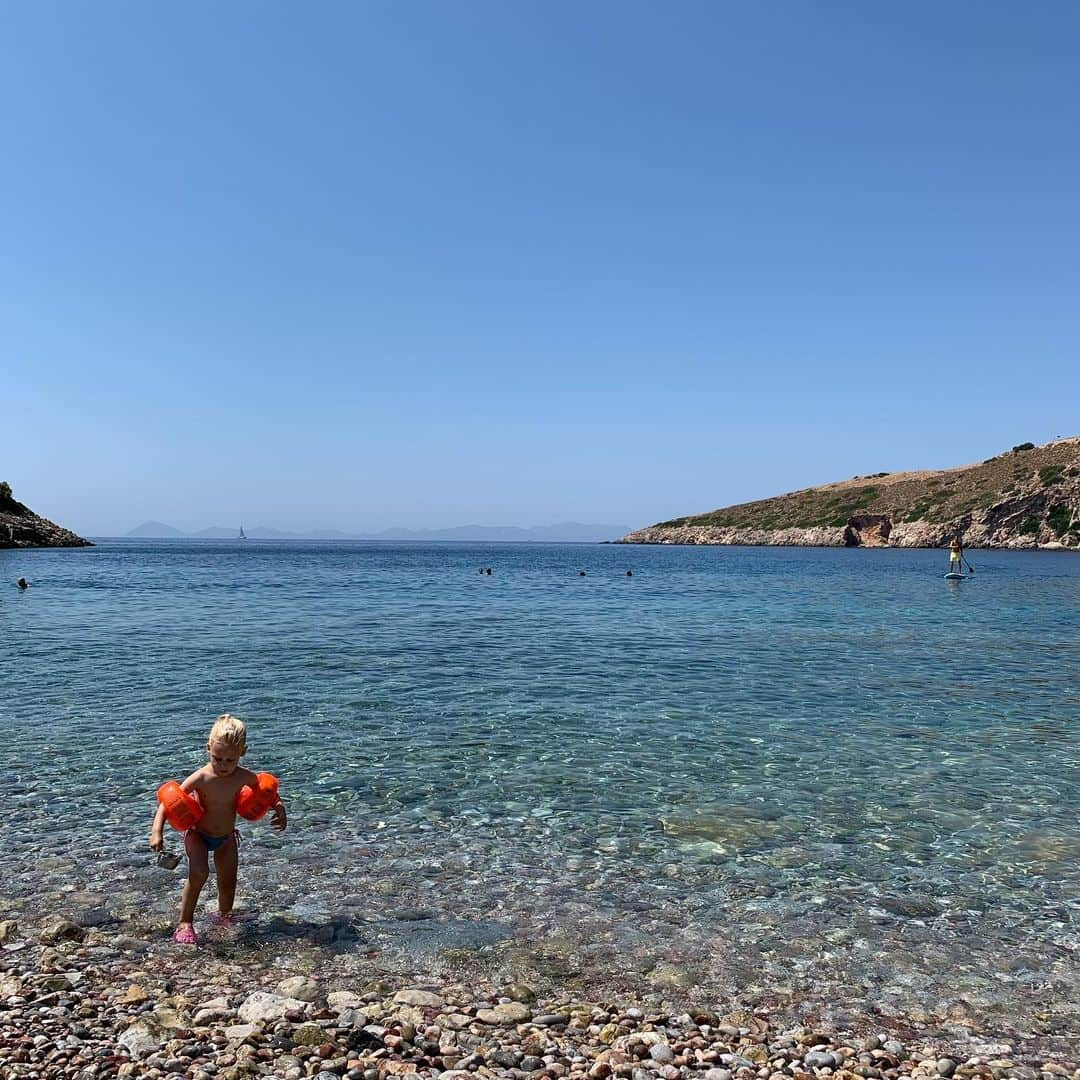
(1, 541), (1077, 1045)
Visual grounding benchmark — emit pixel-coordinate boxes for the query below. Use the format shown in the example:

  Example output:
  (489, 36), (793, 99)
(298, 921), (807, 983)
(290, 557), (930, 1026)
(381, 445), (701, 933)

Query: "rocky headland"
(619, 439), (1080, 549)
(0, 481), (92, 548)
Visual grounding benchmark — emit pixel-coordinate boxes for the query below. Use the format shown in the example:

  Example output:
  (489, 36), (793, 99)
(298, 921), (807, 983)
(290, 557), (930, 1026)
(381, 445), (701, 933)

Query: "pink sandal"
(172, 924), (198, 945)
(210, 913), (236, 927)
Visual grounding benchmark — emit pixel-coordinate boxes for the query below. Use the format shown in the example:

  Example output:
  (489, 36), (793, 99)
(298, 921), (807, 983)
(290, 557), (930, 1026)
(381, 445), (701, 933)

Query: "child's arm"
(149, 804), (167, 851)
(270, 796), (287, 832)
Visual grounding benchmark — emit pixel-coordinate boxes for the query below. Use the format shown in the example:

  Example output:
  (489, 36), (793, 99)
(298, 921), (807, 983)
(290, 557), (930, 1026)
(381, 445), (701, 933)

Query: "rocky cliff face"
(0, 483), (92, 549)
(620, 438), (1080, 550)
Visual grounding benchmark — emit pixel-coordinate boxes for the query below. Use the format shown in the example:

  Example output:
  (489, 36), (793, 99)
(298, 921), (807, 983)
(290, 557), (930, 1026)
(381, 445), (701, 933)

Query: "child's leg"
(213, 834), (239, 917)
(179, 831), (210, 926)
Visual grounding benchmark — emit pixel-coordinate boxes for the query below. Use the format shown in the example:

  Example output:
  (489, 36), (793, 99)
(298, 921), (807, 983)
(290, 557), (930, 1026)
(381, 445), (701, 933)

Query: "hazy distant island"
(0, 482), (92, 549)
(127, 521), (631, 543)
(620, 437), (1080, 549)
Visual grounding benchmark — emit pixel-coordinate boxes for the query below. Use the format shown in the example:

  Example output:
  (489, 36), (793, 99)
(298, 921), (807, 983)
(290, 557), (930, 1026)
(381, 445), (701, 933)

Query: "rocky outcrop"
(843, 514), (892, 547)
(620, 438), (1080, 550)
(0, 482), (92, 548)
(624, 524), (847, 547)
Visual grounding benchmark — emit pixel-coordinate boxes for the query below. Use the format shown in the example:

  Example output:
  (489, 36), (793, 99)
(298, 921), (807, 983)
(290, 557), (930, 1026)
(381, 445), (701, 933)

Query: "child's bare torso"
(190, 765), (256, 836)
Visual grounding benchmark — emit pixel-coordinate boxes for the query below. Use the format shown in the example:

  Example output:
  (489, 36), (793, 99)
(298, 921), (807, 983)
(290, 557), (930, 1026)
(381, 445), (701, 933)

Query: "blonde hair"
(208, 713), (247, 750)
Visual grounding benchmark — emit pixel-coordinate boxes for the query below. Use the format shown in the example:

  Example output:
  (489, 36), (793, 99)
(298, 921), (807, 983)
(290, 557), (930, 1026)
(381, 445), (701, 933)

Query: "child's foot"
(210, 912), (236, 927)
(172, 923), (197, 945)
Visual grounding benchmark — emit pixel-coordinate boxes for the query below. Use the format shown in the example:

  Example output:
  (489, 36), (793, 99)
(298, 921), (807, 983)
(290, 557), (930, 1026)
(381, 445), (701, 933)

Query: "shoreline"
(613, 540), (1078, 550)
(614, 530), (1077, 551)
(2, 909), (1076, 1079)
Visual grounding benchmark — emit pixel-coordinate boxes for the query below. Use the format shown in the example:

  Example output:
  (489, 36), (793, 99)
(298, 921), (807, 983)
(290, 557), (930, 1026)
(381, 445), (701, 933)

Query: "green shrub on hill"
(1019, 517), (1041, 535)
(1039, 465), (1064, 486)
(1012, 442), (1036, 453)
(1047, 504), (1073, 537)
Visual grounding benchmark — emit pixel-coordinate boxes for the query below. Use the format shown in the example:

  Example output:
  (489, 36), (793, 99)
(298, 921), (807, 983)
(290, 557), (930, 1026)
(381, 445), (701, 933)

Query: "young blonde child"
(149, 714), (287, 944)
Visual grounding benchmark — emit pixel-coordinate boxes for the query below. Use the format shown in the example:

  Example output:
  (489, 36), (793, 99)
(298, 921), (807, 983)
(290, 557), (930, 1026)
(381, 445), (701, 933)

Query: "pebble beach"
(2, 907), (1077, 1080)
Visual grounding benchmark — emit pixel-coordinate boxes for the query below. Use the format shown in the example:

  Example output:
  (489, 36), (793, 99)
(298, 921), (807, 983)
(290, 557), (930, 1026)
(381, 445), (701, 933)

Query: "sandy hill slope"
(620, 437), (1080, 549)
(0, 482), (92, 549)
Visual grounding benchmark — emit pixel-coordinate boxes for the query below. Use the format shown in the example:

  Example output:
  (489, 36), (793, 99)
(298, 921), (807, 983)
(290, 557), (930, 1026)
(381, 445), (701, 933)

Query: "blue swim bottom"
(189, 830), (233, 851)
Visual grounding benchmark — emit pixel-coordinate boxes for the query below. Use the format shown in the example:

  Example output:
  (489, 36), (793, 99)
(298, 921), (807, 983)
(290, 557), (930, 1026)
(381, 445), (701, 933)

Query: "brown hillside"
(621, 437), (1080, 549)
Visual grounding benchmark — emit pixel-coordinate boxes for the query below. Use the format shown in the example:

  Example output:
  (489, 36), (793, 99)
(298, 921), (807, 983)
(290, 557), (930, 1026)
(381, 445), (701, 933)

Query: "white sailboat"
(239, 525), (247, 540)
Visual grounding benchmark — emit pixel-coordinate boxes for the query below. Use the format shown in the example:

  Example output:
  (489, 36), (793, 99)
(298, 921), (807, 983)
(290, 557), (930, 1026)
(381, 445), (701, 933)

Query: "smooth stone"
(277, 977), (321, 1002)
(393, 989), (446, 1008)
(717, 1055), (755, 1070)
(237, 992), (310, 1024)
(118, 1021), (164, 1057)
(40, 918), (86, 944)
(293, 1024), (329, 1047)
(476, 1002), (531, 1024)
(194, 1008), (233, 1025)
(328, 991), (364, 1010)
(533, 1014), (570, 1027)
(336, 1008), (368, 1029)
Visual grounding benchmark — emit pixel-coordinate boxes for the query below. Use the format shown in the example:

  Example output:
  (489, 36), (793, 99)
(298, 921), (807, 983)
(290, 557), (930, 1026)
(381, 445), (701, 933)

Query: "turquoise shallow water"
(1, 540), (1078, 1045)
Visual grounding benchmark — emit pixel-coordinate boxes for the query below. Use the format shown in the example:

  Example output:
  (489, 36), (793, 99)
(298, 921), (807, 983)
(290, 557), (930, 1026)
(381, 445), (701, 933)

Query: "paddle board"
(944, 572), (965, 580)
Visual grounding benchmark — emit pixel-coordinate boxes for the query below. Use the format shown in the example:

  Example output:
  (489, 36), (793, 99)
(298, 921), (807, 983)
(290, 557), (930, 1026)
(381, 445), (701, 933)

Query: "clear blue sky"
(3, 2), (1078, 535)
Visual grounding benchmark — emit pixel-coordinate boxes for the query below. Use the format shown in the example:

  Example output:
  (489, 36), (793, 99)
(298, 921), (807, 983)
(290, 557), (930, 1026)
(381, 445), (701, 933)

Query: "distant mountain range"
(126, 521), (631, 543)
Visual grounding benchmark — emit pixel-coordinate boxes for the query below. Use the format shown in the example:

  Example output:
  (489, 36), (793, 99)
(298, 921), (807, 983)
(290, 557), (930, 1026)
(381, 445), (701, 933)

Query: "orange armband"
(157, 781), (204, 831)
(236, 772), (280, 821)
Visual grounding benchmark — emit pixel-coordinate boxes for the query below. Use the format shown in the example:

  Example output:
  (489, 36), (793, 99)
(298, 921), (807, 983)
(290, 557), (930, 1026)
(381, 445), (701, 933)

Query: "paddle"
(963, 553), (975, 574)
